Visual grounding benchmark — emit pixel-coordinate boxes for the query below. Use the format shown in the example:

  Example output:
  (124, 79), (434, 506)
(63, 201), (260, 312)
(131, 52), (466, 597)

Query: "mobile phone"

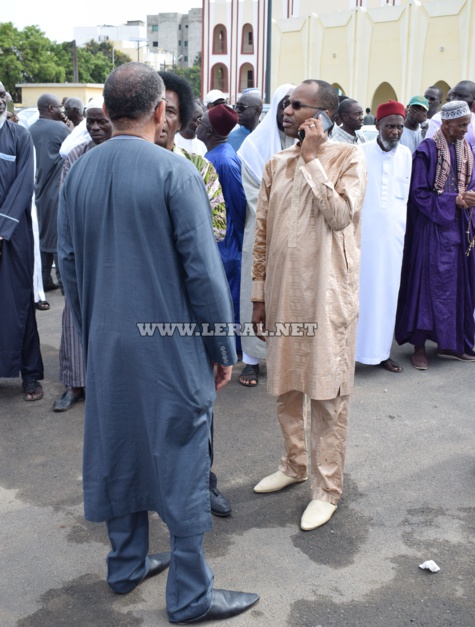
(298, 110), (333, 141)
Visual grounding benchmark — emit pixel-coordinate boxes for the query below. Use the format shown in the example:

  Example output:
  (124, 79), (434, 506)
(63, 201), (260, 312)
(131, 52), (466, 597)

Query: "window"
(153, 41), (158, 47)
(213, 25), (227, 54)
(184, 41), (188, 47)
(185, 24), (188, 28)
(184, 56), (188, 62)
(152, 25), (158, 32)
(179, 40), (181, 46)
(239, 63), (254, 90)
(242, 24), (254, 54)
(211, 63), (228, 91)
(179, 24), (181, 30)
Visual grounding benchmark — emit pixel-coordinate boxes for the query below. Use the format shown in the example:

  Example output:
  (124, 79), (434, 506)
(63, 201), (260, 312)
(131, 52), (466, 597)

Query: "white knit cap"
(86, 96), (104, 111)
(440, 100), (470, 119)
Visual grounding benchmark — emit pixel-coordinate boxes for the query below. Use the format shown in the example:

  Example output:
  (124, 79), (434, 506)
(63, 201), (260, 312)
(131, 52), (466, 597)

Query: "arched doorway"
(213, 25), (227, 55)
(210, 63), (228, 92)
(332, 83), (345, 96)
(371, 82), (398, 112)
(433, 80), (451, 103)
(239, 63), (254, 91)
(242, 24), (254, 54)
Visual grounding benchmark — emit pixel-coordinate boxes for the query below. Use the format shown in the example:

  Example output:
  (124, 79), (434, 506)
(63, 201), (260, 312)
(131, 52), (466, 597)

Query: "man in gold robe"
(251, 80), (367, 530)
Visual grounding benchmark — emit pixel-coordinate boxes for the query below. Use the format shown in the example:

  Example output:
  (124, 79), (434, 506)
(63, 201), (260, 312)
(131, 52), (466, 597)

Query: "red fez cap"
(376, 101), (406, 121)
(208, 104), (239, 136)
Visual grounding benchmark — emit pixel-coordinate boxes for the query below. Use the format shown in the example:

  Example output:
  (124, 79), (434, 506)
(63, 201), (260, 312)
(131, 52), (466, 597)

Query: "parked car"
(17, 107), (39, 128)
(361, 124), (378, 142)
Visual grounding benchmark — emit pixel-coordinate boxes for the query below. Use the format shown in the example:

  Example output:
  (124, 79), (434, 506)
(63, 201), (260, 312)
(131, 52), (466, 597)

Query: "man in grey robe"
(58, 62), (258, 624)
(29, 93), (70, 290)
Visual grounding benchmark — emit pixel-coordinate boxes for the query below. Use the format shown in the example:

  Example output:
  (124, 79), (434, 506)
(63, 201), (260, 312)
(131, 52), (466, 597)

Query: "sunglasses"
(233, 104), (257, 112)
(282, 99), (325, 112)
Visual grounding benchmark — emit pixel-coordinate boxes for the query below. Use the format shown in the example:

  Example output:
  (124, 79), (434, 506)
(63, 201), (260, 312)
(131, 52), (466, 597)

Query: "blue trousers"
(106, 511), (213, 622)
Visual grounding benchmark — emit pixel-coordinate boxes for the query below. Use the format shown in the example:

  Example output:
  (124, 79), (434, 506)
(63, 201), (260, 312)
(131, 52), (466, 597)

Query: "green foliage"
(83, 40), (132, 69)
(172, 65), (202, 98)
(0, 24), (132, 101)
(0, 22), (65, 100)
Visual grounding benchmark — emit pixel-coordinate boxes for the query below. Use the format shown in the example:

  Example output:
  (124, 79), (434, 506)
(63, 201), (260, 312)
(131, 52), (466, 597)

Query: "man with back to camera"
(29, 93), (70, 291)
(251, 80), (367, 530)
(58, 62), (258, 624)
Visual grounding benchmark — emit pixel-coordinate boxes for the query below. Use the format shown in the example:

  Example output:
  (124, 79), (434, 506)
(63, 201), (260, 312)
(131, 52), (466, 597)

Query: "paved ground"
(1, 289), (474, 626)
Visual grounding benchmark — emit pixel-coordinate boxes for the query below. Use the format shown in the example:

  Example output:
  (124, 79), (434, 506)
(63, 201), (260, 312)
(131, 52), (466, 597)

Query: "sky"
(1, 1), (202, 43)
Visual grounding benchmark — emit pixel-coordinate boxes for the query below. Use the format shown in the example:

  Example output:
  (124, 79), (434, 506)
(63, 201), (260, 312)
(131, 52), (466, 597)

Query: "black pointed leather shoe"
(53, 387), (85, 412)
(210, 488), (232, 517)
(144, 552), (171, 581)
(171, 589), (259, 624)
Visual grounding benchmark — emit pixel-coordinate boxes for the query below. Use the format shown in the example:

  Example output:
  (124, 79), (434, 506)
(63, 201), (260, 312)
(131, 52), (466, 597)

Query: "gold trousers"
(277, 390), (349, 505)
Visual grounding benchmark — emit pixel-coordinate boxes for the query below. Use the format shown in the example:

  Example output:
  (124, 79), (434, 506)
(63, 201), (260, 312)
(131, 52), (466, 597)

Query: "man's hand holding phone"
(299, 110), (332, 164)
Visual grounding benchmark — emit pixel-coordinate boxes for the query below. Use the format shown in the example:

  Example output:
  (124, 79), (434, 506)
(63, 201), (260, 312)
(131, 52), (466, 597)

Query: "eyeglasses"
(197, 118), (211, 130)
(282, 99), (325, 112)
(233, 104), (257, 113)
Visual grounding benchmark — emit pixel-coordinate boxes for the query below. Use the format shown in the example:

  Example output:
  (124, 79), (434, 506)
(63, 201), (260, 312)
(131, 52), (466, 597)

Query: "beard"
(380, 136), (399, 150)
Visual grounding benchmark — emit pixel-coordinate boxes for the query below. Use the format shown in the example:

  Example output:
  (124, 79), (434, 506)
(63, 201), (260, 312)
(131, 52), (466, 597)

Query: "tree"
(0, 23), (65, 101)
(172, 65), (201, 98)
(0, 24), (132, 101)
(83, 40), (132, 70)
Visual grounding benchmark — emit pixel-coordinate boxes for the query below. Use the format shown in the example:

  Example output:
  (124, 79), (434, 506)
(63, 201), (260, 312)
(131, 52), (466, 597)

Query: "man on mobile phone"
(251, 80), (367, 531)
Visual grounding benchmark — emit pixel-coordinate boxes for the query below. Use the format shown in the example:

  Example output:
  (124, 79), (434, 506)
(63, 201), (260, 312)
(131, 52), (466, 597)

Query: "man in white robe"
(237, 83), (295, 386)
(356, 101), (412, 372)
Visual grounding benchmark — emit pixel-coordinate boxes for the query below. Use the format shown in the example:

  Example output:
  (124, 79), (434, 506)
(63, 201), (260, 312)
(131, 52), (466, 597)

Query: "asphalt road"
(1, 289), (474, 626)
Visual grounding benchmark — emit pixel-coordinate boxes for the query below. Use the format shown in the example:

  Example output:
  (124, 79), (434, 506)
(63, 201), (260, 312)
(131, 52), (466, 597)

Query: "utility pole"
(265, 0), (272, 103)
(72, 40), (79, 82)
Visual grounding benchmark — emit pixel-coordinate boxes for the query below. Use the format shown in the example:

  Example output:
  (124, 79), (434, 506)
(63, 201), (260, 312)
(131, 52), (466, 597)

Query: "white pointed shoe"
(300, 500), (337, 530)
(253, 470), (307, 493)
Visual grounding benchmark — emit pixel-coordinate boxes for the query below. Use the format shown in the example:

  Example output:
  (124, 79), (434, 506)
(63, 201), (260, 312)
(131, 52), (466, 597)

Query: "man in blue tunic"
(58, 63), (258, 624)
(396, 100), (475, 370)
(0, 80), (44, 401)
(197, 104), (247, 355)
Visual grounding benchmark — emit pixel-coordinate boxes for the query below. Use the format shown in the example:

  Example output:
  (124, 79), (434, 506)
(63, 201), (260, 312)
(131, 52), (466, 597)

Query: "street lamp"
(129, 38), (148, 62)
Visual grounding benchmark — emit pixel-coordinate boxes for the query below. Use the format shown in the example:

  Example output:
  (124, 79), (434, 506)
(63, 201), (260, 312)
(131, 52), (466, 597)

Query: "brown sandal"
(35, 300), (50, 311)
(22, 380), (44, 401)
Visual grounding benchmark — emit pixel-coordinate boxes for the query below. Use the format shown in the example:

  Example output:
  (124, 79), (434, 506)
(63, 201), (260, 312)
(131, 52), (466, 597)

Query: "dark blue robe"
(205, 143), (247, 353)
(0, 120), (43, 379)
(29, 118), (70, 252)
(58, 137), (237, 536)
(395, 139), (475, 354)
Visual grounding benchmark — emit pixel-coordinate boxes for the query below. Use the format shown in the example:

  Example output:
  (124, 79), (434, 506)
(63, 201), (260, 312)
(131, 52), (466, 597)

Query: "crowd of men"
(1, 70), (475, 622)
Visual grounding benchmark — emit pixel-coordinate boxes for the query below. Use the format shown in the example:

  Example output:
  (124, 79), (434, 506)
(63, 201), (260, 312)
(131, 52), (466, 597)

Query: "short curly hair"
(158, 71), (195, 129)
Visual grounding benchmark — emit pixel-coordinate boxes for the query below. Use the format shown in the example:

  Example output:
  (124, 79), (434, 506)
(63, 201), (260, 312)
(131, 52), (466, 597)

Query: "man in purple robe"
(395, 100), (475, 369)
